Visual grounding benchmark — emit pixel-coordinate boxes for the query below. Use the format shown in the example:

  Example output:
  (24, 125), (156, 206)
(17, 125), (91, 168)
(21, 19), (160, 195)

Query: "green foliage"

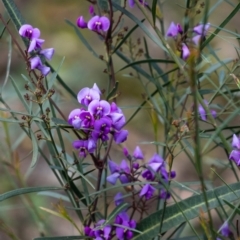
(1, 0), (240, 239)
(133, 182), (240, 239)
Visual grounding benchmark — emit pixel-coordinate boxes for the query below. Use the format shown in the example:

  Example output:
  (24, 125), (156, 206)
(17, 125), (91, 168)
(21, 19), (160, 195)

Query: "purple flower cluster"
(229, 134), (240, 166)
(107, 146), (143, 185)
(107, 146), (175, 200)
(141, 153), (176, 199)
(198, 100), (217, 121)
(68, 84), (128, 158)
(84, 193), (136, 240)
(166, 22), (210, 60)
(19, 24), (54, 76)
(77, 6), (110, 33)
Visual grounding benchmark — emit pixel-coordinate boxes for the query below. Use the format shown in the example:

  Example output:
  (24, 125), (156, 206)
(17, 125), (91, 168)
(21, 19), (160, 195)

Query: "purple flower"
(140, 184), (155, 200)
(72, 139), (96, 158)
(76, 16), (88, 29)
(89, 5), (95, 16)
(28, 38), (45, 52)
(231, 134), (240, 148)
(218, 222), (232, 238)
(85, 220), (112, 240)
(107, 160), (130, 185)
(198, 100), (217, 121)
(192, 35), (201, 45)
(142, 153), (170, 182)
(166, 22), (183, 37)
(84, 226), (95, 238)
(229, 134), (240, 166)
(128, 0), (135, 7)
(132, 162), (139, 170)
(142, 169), (155, 181)
(77, 85), (100, 106)
(109, 112), (125, 130)
(40, 48), (55, 60)
(94, 220), (112, 240)
(68, 109), (82, 129)
(79, 110), (94, 130)
(108, 102), (126, 130)
(115, 212), (136, 240)
(148, 153), (164, 172)
(159, 189), (171, 199)
(181, 43), (190, 60)
(29, 56), (50, 76)
(114, 192), (124, 206)
(229, 150), (240, 166)
(113, 129), (128, 144)
(133, 146), (144, 160)
(88, 100), (111, 118)
(92, 117), (112, 141)
(123, 147), (129, 158)
(193, 23), (210, 36)
(92, 83), (101, 95)
(87, 16), (110, 32)
(128, 0), (148, 8)
(19, 24), (41, 39)
(19, 24), (45, 52)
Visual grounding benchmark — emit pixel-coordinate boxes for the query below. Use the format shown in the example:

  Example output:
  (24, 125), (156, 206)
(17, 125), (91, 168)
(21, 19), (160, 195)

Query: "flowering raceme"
(19, 24), (54, 76)
(84, 193), (136, 240)
(77, 14), (110, 32)
(68, 84), (128, 158)
(107, 146), (175, 201)
(166, 21), (210, 60)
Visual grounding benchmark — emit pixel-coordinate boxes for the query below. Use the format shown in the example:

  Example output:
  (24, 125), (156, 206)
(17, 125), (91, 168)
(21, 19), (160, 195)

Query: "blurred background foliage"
(0, 0), (240, 239)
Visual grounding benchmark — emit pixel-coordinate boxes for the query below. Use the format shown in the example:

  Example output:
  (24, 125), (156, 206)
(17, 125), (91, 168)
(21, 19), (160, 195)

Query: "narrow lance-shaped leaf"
(29, 130), (39, 168)
(10, 76), (29, 112)
(201, 3), (240, 49)
(132, 182), (240, 240)
(0, 187), (63, 202)
(2, 0), (25, 30)
(119, 59), (175, 72)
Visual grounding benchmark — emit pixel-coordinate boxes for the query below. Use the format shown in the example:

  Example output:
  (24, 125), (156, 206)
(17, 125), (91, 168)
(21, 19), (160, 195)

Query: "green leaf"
(0, 116), (23, 123)
(0, 187), (63, 202)
(51, 117), (69, 126)
(112, 0), (122, 11)
(119, 59), (175, 72)
(1, 0), (25, 30)
(132, 182), (240, 240)
(98, 0), (108, 11)
(152, 0), (158, 26)
(44, 57), (65, 97)
(106, 81), (119, 100)
(29, 130), (39, 168)
(201, 3), (240, 49)
(116, 50), (155, 83)
(45, 62), (76, 99)
(10, 76), (29, 112)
